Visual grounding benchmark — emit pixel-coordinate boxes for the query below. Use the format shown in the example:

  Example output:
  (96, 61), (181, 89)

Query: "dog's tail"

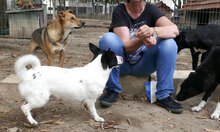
(14, 55), (41, 80)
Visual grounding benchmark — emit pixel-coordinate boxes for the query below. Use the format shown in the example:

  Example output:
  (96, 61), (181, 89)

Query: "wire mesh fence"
(0, 0), (219, 39)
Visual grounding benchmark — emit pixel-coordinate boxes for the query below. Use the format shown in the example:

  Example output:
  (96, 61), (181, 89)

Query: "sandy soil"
(0, 21), (220, 132)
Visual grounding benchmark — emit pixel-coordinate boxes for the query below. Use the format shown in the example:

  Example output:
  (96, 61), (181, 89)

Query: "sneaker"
(156, 96), (183, 114)
(99, 90), (119, 107)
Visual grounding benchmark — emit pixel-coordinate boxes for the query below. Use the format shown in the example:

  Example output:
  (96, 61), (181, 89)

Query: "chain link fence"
(0, 0), (220, 39)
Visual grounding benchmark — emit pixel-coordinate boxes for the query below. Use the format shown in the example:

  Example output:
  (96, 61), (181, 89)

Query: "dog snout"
(82, 22), (85, 26)
(78, 21), (85, 28)
(74, 21), (85, 29)
(117, 56), (123, 65)
(17, 0), (22, 5)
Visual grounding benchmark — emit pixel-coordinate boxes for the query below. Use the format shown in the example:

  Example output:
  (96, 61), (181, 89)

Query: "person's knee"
(158, 38), (177, 54)
(99, 32), (123, 51)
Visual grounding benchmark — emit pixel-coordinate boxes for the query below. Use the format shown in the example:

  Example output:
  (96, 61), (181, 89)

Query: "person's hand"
(141, 36), (157, 48)
(135, 25), (154, 39)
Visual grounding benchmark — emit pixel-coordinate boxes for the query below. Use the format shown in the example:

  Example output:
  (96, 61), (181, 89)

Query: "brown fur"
(17, 0), (34, 9)
(29, 9), (84, 67)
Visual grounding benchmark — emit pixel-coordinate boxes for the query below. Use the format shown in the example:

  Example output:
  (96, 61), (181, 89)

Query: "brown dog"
(29, 9), (84, 67)
(17, 0), (34, 9)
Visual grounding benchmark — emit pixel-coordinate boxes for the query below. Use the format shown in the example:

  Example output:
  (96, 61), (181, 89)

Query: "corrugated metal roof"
(182, 0), (220, 10)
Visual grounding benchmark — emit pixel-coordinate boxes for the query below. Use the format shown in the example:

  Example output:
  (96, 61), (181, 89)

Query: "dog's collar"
(45, 27), (68, 46)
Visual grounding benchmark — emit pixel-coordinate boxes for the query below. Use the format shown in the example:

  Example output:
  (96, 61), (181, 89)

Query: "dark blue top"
(109, 3), (164, 40)
(109, 3), (164, 64)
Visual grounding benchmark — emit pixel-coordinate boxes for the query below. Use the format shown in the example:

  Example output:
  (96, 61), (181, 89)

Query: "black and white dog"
(175, 24), (220, 70)
(176, 46), (220, 119)
(14, 43), (123, 126)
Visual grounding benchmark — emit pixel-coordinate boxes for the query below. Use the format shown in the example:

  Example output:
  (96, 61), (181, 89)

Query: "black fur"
(176, 46), (220, 102)
(89, 43), (118, 70)
(89, 43), (102, 60)
(175, 24), (220, 70)
(31, 28), (45, 46)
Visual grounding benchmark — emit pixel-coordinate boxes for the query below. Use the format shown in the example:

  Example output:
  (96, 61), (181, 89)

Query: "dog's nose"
(117, 56), (123, 65)
(82, 22), (85, 26)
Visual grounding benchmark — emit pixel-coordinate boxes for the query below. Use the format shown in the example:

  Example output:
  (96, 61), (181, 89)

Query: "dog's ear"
(65, 9), (73, 13)
(89, 43), (101, 54)
(107, 48), (111, 52)
(58, 11), (65, 20)
(17, 0), (22, 5)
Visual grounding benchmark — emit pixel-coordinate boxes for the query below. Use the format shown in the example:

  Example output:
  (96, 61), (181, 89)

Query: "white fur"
(15, 54), (122, 125)
(51, 43), (66, 53)
(210, 102), (220, 119)
(191, 100), (220, 120)
(191, 100), (207, 112)
(193, 47), (207, 54)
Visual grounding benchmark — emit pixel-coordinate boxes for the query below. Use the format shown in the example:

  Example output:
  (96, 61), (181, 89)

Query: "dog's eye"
(71, 17), (74, 20)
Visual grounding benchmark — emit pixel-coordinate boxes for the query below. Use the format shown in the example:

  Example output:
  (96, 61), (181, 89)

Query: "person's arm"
(113, 26), (144, 53)
(136, 16), (179, 39)
(135, 16), (179, 48)
(154, 16), (179, 38)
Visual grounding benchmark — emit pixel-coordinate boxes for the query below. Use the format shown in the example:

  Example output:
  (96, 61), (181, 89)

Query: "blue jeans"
(99, 32), (177, 100)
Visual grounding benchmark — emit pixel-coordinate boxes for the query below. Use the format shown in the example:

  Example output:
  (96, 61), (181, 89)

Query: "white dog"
(14, 43), (123, 126)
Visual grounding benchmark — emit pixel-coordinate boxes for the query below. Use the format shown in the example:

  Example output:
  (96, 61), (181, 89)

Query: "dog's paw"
(94, 116), (105, 122)
(210, 113), (220, 120)
(30, 120), (38, 126)
(27, 116), (38, 126)
(191, 106), (202, 112)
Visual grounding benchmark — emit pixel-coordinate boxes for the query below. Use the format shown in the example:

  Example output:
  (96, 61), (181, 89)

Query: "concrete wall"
(120, 70), (194, 98)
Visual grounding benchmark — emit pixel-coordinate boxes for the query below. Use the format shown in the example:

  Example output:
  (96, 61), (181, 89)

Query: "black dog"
(175, 24), (220, 70)
(176, 46), (220, 119)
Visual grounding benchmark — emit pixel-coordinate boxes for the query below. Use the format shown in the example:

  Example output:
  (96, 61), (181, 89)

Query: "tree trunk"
(105, 0), (107, 14)
(172, 0), (188, 9)
(95, 3), (98, 15)
(178, 0), (182, 9)
(91, 0), (95, 14)
(64, 0), (66, 10)
(172, 0), (179, 9)
(52, 0), (57, 19)
(0, 0), (8, 30)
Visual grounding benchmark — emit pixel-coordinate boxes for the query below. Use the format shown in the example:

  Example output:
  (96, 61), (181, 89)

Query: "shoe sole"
(156, 101), (183, 114)
(99, 100), (113, 107)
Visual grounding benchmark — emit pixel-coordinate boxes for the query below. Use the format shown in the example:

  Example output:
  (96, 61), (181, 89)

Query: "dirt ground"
(0, 20), (220, 132)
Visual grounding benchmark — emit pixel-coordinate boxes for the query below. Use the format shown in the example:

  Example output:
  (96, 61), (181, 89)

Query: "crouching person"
(98, 0), (183, 113)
